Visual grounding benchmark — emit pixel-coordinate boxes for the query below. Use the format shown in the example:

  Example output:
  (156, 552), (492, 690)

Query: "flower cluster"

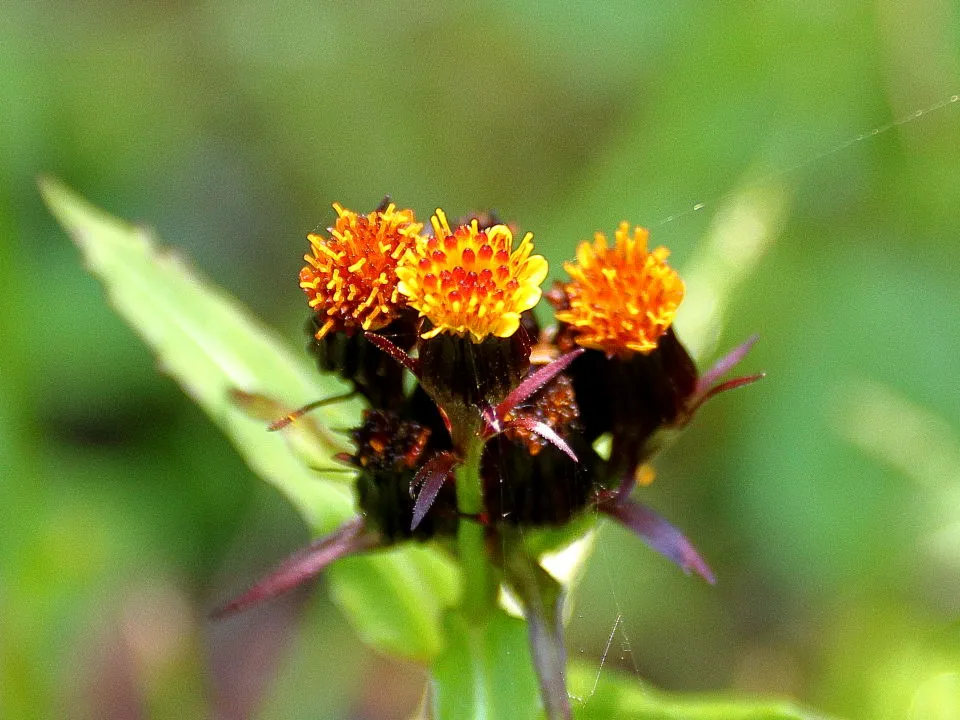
(220, 199), (763, 715)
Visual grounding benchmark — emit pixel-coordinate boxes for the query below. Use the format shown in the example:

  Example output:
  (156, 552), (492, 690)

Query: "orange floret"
(556, 223), (684, 357)
(396, 209), (548, 342)
(300, 202), (422, 339)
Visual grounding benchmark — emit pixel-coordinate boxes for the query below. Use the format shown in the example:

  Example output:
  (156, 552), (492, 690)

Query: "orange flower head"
(395, 209), (548, 342)
(556, 222), (684, 357)
(299, 202), (422, 339)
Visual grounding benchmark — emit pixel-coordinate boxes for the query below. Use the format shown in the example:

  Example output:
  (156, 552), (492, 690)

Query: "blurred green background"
(3, 1), (959, 718)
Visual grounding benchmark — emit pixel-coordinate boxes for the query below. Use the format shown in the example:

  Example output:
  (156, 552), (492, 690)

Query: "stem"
(455, 434), (496, 619)
(503, 532), (572, 720)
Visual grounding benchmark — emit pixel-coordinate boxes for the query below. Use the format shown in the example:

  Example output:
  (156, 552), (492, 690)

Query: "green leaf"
(431, 609), (543, 720)
(909, 673), (960, 720)
(40, 177), (356, 529)
(40, 178), (460, 659)
(567, 663), (832, 720)
(328, 544), (461, 661)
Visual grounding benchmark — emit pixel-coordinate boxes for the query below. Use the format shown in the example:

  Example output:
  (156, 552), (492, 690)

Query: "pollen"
(555, 222), (684, 357)
(300, 202), (422, 339)
(395, 209), (548, 342)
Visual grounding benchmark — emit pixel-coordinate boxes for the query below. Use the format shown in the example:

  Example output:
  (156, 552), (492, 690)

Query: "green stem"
(455, 435), (496, 619)
(503, 533), (572, 720)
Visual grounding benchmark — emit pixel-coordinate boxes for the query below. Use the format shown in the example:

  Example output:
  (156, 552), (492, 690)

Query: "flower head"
(348, 410), (458, 540)
(300, 202), (422, 339)
(223, 199), (763, 711)
(396, 209), (548, 342)
(555, 222), (684, 357)
(504, 373), (579, 456)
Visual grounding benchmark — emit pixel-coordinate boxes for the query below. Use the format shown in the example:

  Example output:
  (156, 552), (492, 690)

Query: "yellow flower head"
(555, 222), (684, 357)
(396, 209), (548, 342)
(300, 202), (422, 339)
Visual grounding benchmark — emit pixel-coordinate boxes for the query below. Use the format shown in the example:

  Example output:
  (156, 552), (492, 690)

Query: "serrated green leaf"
(567, 663), (832, 720)
(40, 178), (461, 659)
(431, 609), (543, 720)
(40, 177), (357, 530)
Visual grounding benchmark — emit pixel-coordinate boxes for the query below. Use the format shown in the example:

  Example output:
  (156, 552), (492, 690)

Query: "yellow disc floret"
(396, 209), (548, 342)
(556, 222), (684, 357)
(300, 202), (422, 339)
